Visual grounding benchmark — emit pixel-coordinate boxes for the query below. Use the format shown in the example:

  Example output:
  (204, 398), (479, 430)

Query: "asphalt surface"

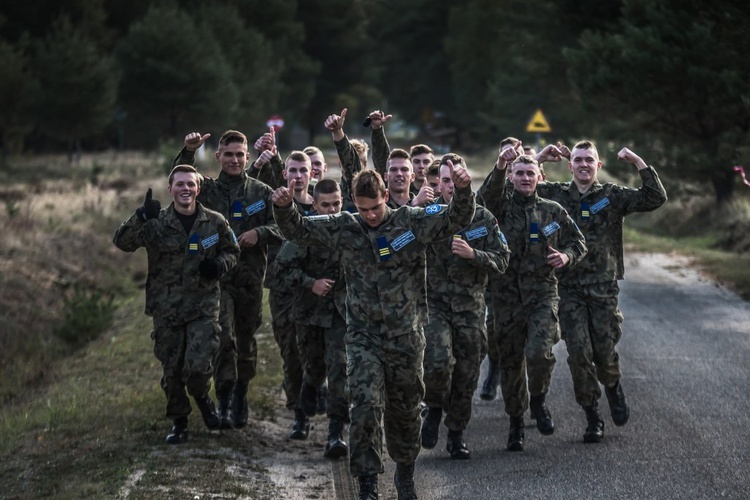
(366, 252), (750, 499)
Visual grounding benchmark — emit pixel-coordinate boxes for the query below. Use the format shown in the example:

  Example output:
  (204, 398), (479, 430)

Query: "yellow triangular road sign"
(526, 109), (551, 133)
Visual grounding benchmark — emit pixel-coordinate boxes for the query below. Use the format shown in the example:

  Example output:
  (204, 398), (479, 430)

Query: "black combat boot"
(529, 394), (555, 435)
(420, 406), (442, 449)
(446, 429), (470, 459)
(289, 408), (310, 440)
(479, 360), (500, 401)
(216, 382), (234, 430)
(394, 461), (417, 500)
(232, 382), (249, 428)
(316, 383), (328, 415)
(324, 418), (348, 459)
(299, 379), (318, 418)
(357, 474), (379, 500)
(166, 416), (188, 444)
(605, 380), (630, 426)
(195, 395), (220, 430)
(507, 416), (524, 451)
(583, 403), (604, 443)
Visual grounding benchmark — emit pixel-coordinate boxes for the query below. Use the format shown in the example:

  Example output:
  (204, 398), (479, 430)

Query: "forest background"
(3, 2), (750, 495)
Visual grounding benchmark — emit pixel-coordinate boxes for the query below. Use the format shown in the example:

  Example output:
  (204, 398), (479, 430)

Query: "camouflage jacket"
(484, 178), (587, 290)
(536, 168), (667, 284)
(113, 203), (240, 321)
(273, 186), (476, 338)
(274, 238), (346, 327)
(172, 147), (281, 287)
(265, 200), (314, 290)
(427, 201), (510, 312)
(334, 134), (364, 213)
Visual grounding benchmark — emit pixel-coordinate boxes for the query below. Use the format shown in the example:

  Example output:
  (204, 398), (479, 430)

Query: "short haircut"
(313, 178), (340, 199)
(350, 139), (369, 167)
(425, 159), (441, 178)
(352, 170), (386, 199)
(573, 140), (598, 156)
(388, 148), (410, 161)
(500, 136), (520, 149)
(303, 146), (324, 159)
(218, 130), (247, 148)
(511, 155), (539, 170)
(440, 153), (464, 168)
(409, 144), (433, 157)
(169, 164), (201, 187)
(284, 150), (311, 169)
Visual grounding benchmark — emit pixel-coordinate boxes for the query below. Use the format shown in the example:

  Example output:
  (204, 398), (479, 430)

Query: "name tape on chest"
(541, 221), (561, 237)
(390, 230), (416, 252)
(245, 200), (266, 216)
(201, 233), (219, 249)
(465, 226), (489, 241)
(590, 197), (610, 214)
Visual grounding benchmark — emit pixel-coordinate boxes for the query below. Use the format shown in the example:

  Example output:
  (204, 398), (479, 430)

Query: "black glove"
(136, 188), (161, 221)
(199, 259), (222, 280)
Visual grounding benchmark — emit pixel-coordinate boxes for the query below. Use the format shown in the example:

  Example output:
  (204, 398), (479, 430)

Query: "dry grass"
(0, 151), (164, 403)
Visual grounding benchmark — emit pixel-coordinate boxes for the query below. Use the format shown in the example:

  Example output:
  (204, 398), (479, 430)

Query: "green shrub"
(54, 285), (116, 346)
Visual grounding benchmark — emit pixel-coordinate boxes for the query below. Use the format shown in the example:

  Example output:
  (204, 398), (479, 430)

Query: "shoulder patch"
(425, 204), (445, 215)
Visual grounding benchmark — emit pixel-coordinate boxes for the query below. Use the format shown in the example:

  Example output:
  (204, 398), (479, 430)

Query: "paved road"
(365, 252), (750, 499)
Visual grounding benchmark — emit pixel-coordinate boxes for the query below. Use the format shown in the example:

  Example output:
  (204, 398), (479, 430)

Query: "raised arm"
(368, 110), (392, 177)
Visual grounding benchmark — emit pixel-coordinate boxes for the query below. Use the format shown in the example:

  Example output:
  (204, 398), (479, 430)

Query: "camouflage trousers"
(423, 304), (484, 431)
(484, 287), (500, 364)
(269, 288), (302, 411)
(346, 327), (425, 477)
(493, 285), (560, 418)
(152, 315), (220, 419)
(214, 282), (263, 390)
(296, 312), (349, 422)
(559, 281), (624, 407)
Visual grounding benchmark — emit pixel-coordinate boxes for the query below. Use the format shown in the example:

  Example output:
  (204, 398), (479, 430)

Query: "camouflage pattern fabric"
(113, 202), (239, 418)
(537, 168), (666, 405)
(423, 203), (509, 430)
(275, 239), (348, 420)
(172, 147), (281, 388)
(273, 184), (475, 477)
(483, 185), (587, 418)
(269, 287), (302, 411)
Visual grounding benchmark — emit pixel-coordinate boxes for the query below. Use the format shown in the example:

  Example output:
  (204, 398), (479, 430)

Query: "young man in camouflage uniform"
(173, 131), (280, 430)
(367, 110), (437, 206)
(113, 165), (240, 443)
(478, 137), (525, 401)
(274, 179), (349, 459)
(478, 155), (587, 452)
(421, 154), (510, 460)
(271, 166), (475, 500)
(534, 141), (667, 442)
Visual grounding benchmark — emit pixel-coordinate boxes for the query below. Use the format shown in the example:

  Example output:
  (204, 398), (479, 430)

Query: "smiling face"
(569, 147), (602, 187)
(216, 141), (249, 176)
(168, 171), (200, 213)
(511, 160), (540, 197)
(386, 157), (414, 195)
